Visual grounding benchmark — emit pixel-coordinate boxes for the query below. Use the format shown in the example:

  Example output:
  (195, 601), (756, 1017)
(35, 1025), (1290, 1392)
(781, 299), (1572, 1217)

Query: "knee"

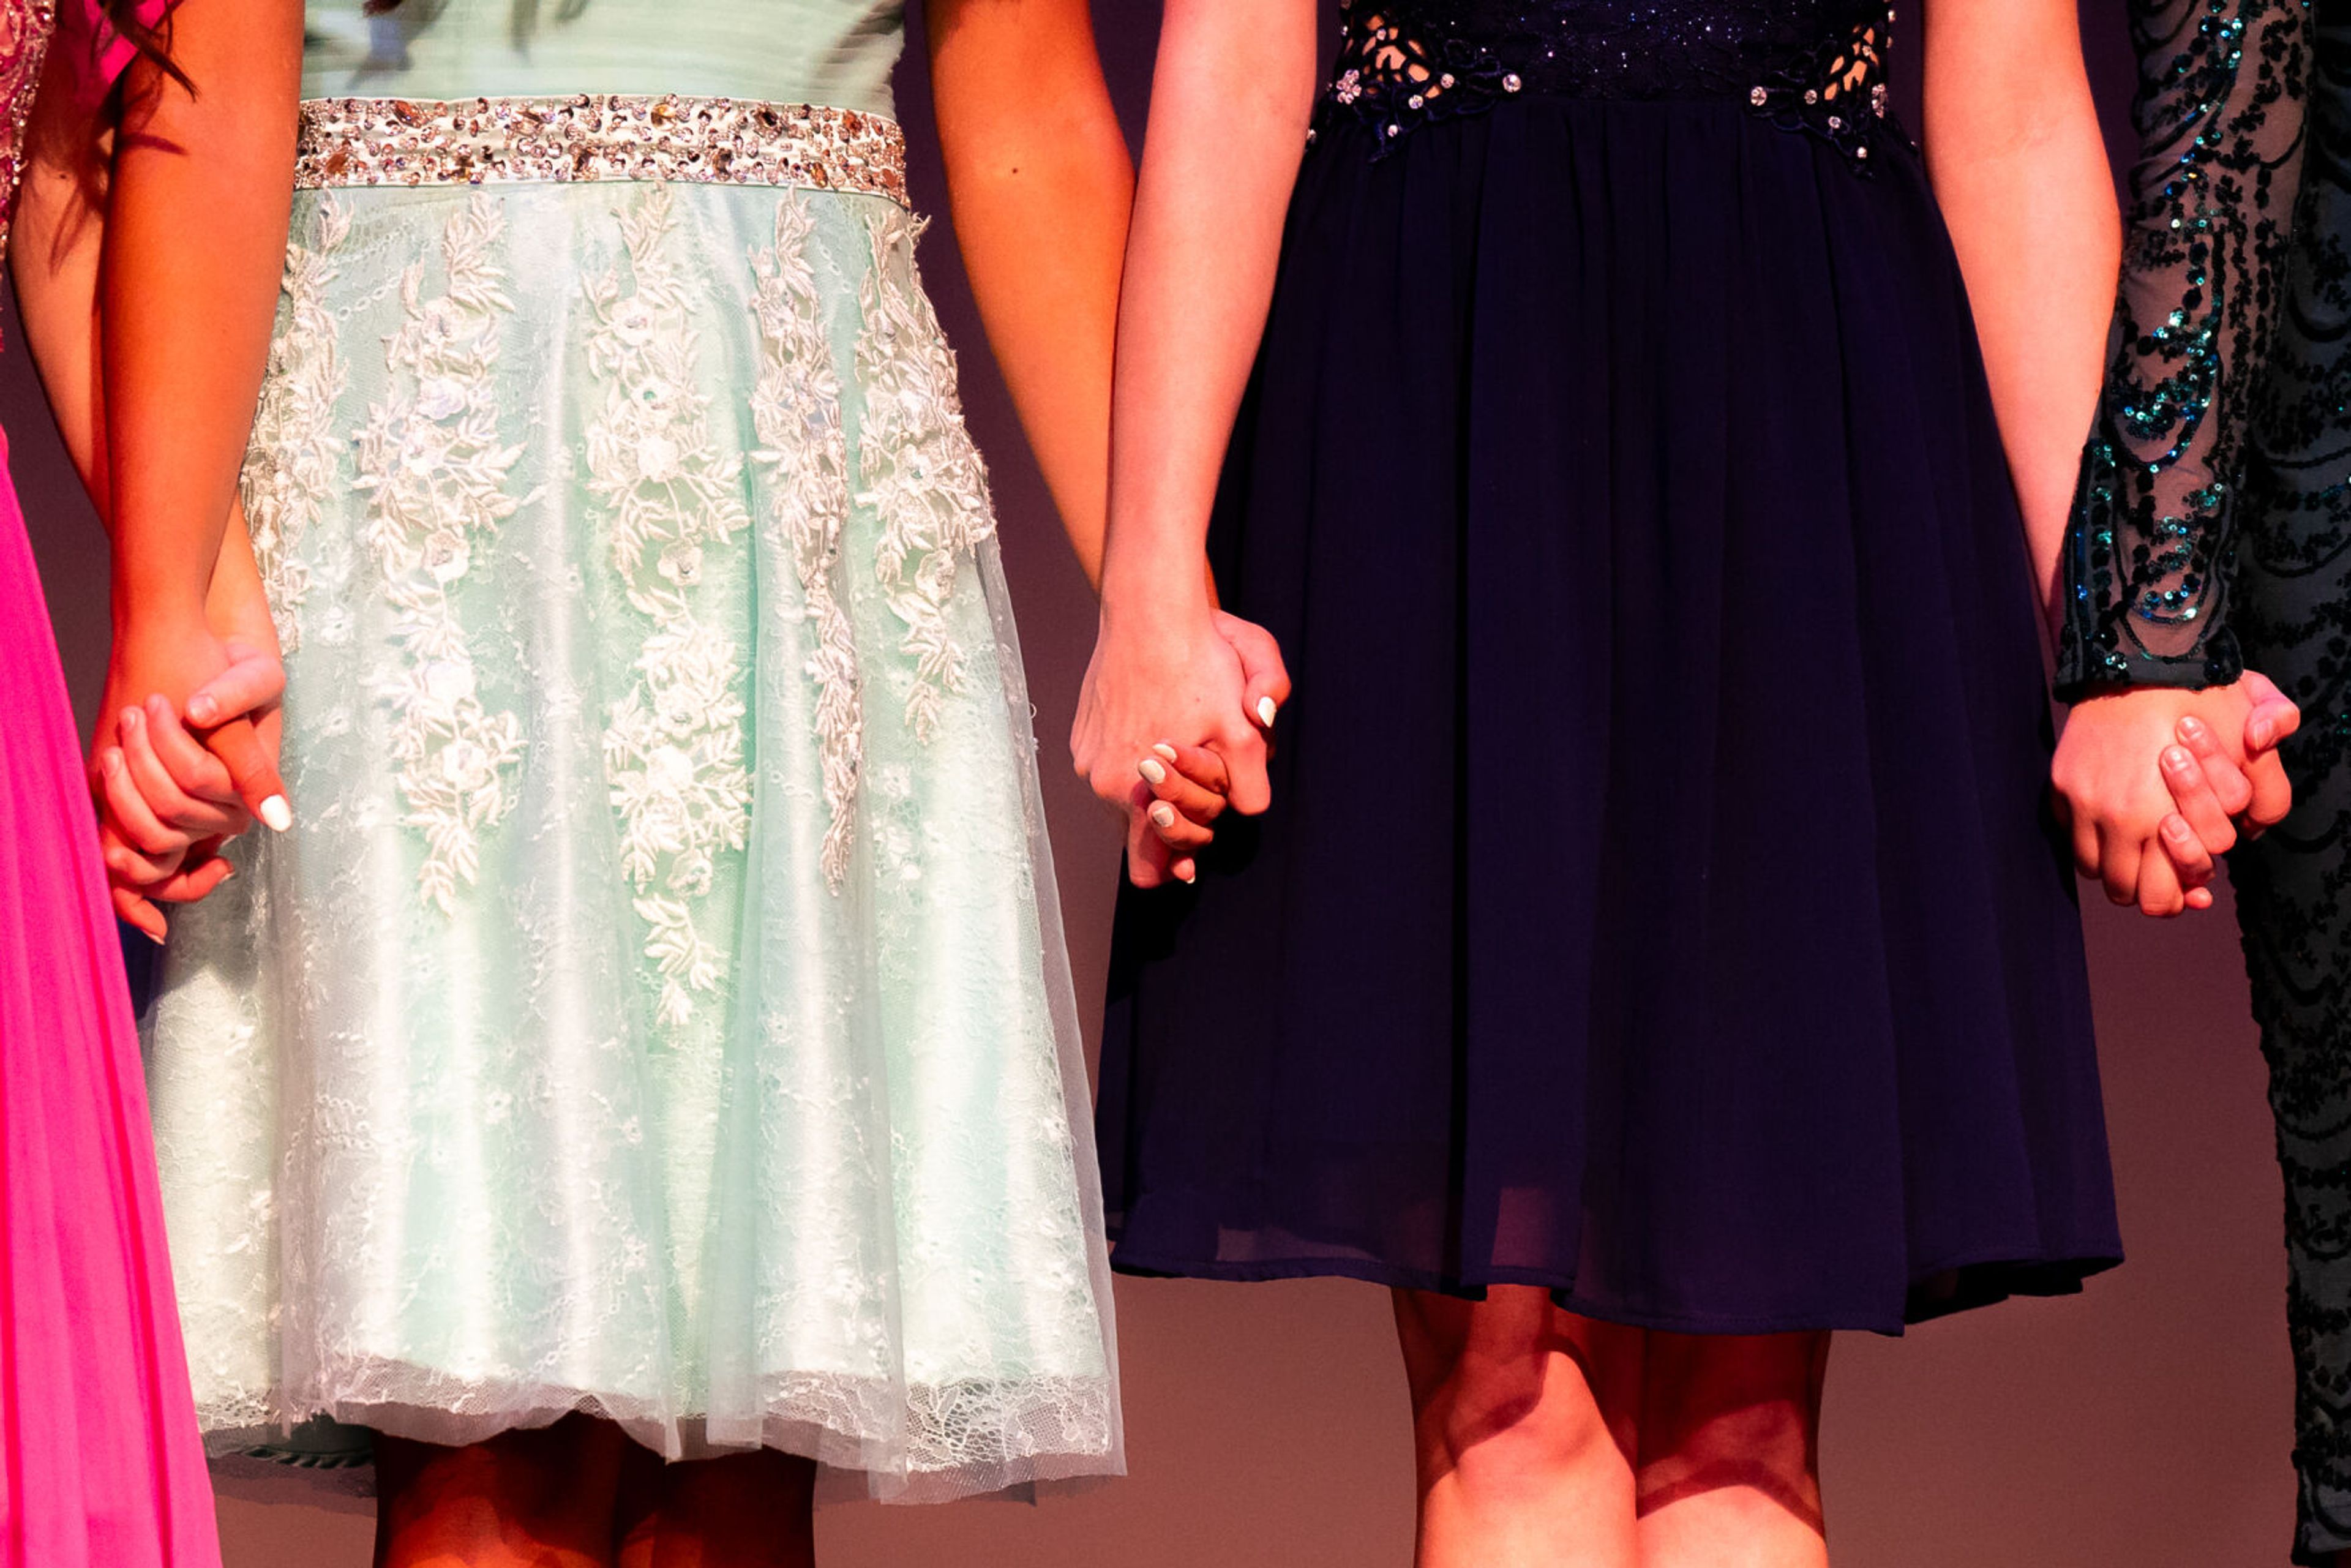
(1636, 1335), (1824, 1517)
(1409, 1334), (1629, 1484)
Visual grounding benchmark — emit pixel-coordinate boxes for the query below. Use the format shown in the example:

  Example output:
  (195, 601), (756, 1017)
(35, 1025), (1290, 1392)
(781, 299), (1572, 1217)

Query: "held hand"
(1125, 615), (1291, 882)
(2052, 678), (2289, 918)
(190, 523), (291, 829)
(1214, 608), (1292, 737)
(1074, 599), (1277, 889)
(2230, 668), (2300, 831)
(94, 613), (288, 936)
(1138, 741), (1231, 885)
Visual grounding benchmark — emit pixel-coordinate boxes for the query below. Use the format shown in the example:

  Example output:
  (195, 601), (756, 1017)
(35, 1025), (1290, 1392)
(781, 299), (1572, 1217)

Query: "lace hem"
(198, 1367), (1122, 1502)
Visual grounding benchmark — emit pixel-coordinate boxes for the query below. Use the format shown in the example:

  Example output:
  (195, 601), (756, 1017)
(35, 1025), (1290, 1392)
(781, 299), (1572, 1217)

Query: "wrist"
(111, 578), (212, 642)
(1099, 553), (1215, 633)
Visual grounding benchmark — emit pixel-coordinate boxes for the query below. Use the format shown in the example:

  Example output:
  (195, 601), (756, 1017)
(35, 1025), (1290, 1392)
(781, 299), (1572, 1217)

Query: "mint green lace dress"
(141, 0), (1123, 1501)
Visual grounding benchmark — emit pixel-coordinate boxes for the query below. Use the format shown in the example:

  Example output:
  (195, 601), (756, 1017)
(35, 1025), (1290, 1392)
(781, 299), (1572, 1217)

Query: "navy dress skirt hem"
(1098, 94), (2121, 1337)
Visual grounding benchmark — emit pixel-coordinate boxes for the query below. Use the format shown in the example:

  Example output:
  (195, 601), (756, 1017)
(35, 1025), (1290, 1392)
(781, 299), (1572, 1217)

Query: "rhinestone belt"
(296, 95), (909, 206)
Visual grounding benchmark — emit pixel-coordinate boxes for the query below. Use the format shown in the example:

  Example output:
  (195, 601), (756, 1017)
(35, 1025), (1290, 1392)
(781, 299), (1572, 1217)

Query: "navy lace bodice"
(1319, 0), (1901, 165)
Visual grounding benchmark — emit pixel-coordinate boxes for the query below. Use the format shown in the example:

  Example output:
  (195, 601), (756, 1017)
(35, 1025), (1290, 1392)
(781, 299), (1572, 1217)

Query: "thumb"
(2244, 677), (2301, 755)
(1224, 619), (1292, 732)
(185, 644), (287, 729)
(203, 716), (292, 831)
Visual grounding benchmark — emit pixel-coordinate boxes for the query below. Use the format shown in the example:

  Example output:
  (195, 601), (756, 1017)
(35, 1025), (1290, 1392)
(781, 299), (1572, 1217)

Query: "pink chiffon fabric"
(0, 2), (220, 1564)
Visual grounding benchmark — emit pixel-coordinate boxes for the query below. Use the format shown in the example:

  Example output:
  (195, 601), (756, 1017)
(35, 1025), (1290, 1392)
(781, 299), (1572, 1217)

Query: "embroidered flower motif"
(748, 195), (863, 888)
(351, 191), (528, 913)
(585, 184), (754, 1026)
(242, 197), (353, 652)
(853, 211), (997, 745)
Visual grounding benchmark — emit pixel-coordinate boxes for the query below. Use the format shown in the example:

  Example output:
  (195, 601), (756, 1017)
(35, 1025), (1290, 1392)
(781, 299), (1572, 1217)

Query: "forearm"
(14, 51), (245, 595)
(1922, 0), (2118, 637)
(102, 0), (299, 632)
(14, 42), (113, 510)
(931, 0), (1133, 589)
(1097, 0), (1317, 628)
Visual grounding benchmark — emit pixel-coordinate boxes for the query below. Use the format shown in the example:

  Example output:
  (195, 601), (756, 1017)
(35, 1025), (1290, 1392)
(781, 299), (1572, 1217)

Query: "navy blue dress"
(1097, 0), (2124, 1335)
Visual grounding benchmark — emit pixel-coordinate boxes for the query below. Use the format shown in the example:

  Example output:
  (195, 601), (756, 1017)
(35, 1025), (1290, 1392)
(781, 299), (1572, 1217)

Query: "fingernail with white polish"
(1139, 758), (1168, 786)
(1149, 801), (1177, 829)
(259, 795), (293, 833)
(1256, 697), (1278, 727)
(1153, 743), (1179, 762)
(1176, 860), (1197, 884)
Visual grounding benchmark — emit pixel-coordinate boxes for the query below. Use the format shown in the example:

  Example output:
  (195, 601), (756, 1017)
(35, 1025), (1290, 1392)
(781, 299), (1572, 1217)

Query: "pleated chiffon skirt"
(0, 433), (220, 1563)
(1100, 100), (2123, 1334)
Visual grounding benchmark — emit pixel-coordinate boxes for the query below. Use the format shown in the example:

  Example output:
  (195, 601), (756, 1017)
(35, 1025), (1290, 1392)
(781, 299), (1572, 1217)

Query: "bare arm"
(1922, 0), (2119, 634)
(35, 0), (304, 934)
(1094, 0), (1316, 627)
(928, 0), (1133, 588)
(1067, 0), (1315, 885)
(102, 0), (300, 635)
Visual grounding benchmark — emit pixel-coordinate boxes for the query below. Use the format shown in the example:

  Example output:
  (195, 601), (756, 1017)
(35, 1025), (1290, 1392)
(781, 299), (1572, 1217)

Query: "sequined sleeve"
(2055, 0), (2312, 699)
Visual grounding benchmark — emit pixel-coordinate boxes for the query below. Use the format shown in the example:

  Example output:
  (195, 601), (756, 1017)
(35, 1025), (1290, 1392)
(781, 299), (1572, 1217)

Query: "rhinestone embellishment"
(296, 96), (910, 208)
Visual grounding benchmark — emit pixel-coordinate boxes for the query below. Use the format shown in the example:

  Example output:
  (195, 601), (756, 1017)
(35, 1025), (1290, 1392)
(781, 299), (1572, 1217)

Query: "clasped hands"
(1072, 603), (1291, 887)
(91, 585), (291, 942)
(2052, 670), (2301, 917)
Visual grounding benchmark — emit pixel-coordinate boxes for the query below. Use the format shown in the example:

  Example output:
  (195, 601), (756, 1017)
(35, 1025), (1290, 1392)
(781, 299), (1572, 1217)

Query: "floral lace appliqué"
(749, 196), (863, 890)
(585, 184), (755, 1027)
(854, 212), (997, 743)
(352, 191), (529, 913)
(244, 197), (352, 652)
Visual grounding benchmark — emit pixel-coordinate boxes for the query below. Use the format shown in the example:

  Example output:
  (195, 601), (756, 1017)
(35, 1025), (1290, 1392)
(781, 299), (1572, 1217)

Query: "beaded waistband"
(295, 96), (909, 206)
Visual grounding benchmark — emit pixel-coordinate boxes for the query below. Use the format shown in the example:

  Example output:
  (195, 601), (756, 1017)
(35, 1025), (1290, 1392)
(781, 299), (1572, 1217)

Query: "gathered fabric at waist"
(297, 95), (909, 208)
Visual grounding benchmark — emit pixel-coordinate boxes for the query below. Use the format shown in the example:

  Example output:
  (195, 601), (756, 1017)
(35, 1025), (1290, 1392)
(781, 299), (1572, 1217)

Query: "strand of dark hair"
(100, 0), (192, 94)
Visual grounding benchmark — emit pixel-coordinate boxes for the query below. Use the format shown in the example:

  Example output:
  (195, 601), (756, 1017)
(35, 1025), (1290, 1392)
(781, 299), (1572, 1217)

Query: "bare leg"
(613, 1441), (816, 1568)
(1633, 1330), (1830, 1568)
(1393, 1285), (1644, 1568)
(374, 1413), (628, 1568)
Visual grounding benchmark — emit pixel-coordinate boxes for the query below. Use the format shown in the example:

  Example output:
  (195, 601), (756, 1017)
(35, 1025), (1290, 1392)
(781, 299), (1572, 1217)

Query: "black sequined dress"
(1097, 0), (2122, 1338)
(2061, 4), (2351, 1559)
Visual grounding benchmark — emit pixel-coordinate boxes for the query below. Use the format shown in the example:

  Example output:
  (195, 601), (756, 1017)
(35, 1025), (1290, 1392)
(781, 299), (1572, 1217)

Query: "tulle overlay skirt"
(1100, 102), (2123, 1333)
(0, 433), (220, 1563)
(147, 173), (1122, 1498)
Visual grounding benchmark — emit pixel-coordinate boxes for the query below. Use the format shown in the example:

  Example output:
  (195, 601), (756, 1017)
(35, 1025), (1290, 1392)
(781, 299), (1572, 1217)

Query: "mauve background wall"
(3, 3), (2295, 1562)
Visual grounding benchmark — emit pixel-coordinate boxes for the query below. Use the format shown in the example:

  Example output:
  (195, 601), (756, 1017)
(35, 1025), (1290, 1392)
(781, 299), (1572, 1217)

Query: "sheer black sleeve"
(2055, 0), (2312, 699)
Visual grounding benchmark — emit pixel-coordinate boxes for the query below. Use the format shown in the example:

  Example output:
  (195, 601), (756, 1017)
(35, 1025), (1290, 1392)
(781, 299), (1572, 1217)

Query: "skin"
(1918, 0), (2300, 908)
(1068, 0), (1308, 888)
(94, 0), (299, 871)
(12, 11), (293, 937)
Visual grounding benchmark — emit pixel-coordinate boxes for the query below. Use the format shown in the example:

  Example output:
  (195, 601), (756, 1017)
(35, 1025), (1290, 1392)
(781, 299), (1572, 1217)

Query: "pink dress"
(0, 2), (219, 1562)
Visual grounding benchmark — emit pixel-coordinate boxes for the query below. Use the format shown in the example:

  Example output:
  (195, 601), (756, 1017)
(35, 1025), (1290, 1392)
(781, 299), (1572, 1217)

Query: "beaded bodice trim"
(0, 0), (58, 268)
(296, 95), (909, 207)
(1321, 0), (1900, 168)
